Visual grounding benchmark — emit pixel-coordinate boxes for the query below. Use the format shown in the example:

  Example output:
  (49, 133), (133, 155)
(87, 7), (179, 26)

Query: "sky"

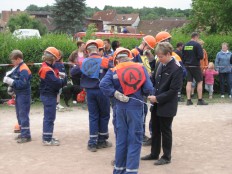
(0, 0), (192, 12)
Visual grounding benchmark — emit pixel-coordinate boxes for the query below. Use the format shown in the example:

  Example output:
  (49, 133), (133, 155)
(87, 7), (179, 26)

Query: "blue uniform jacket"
(80, 53), (112, 89)
(39, 62), (66, 97)
(10, 62), (32, 95)
(99, 63), (154, 109)
(54, 61), (66, 73)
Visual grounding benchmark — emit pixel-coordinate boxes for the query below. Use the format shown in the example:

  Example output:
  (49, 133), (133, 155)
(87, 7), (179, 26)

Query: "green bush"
(1, 31), (231, 99)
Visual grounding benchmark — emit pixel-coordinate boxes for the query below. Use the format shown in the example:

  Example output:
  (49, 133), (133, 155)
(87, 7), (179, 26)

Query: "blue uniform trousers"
(40, 95), (57, 141)
(15, 94), (31, 138)
(114, 108), (143, 174)
(86, 89), (110, 145)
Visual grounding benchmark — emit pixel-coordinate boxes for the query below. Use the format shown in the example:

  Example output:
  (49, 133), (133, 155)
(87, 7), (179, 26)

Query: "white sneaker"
(43, 138), (60, 146)
(73, 101), (77, 104)
(229, 95), (231, 98)
(221, 95), (225, 98)
(57, 104), (64, 109)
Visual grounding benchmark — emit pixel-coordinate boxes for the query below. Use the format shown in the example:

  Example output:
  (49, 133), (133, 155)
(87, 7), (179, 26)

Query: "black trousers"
(151, 108), (174, 161)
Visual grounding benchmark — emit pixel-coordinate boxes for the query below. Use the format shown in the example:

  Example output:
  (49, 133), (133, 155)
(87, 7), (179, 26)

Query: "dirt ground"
(0, 102), (232, 174)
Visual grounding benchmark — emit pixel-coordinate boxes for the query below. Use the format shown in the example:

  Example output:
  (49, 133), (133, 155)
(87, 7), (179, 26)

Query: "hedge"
(0, 32), (232, 99)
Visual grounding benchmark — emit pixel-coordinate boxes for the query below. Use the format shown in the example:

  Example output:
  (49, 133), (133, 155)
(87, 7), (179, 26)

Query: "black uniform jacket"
(152, 58), (183, 117)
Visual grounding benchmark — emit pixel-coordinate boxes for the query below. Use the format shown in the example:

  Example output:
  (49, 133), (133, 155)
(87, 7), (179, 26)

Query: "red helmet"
(113, 47), (133, 65)
(143, 35), (157, 50)
(44, 47), (60, 60)
(155, 31), (172, 43)
(86, 40), (98, 50)
(95, 39), (104, 49)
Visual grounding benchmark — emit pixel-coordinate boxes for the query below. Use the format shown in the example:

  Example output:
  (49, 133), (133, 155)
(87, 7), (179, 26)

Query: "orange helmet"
(86, 40), (98, 50)
(113, 47), (133, 65)
(44, 47), (60, 60)
(155, 31), (172, 43)
(143, 35), (157, 50)
(95, 39), (104, 49)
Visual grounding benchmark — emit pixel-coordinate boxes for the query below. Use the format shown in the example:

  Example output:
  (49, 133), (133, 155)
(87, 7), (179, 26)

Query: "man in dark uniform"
(141, 42), (183, 165)
(182, 32), (208, 105)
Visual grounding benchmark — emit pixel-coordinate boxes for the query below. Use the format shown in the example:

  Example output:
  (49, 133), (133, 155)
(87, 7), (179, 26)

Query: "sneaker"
(17, 137), (31, 143)
(15, 134), (21, 140)
(57, 104), (65, 109)
(143, 138), (152, 146)
(97, 141), (112, 149)
(43, 138), (60, 146)
(221, 95), (225, 98)
(209, 95), (213, 99)
(73, 101), (77, 104)
(229, 95), (231, 98)
(197, 100), (208, 105)
(186, 100), (193, 106)
(88, 144), (97, 152)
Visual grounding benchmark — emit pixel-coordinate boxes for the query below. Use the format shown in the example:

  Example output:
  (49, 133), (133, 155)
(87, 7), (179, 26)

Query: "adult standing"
(81, 40), (112, 152)
(215, 42), (232, 98)
(141, 42), (183, 165)
(182, 32), (208, 105)
(100, 47), (154, 173)
(104, 39), (114, 57)
(191, 39), (209, 97)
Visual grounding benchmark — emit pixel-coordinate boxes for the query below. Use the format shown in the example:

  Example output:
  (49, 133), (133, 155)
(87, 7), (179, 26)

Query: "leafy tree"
(85, 6), (100, 17)
(83, 23), (97, 40)
(26, 4), (40, 11)
(7, 13), (47, 35)
(26, 4), (53, 11)
(103, 5), (189, 20)
(52, 0), (86, 34)
(190, 0), (232, 34)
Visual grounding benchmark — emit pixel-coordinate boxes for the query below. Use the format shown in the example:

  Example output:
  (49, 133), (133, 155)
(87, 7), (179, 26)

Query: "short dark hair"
(111, 40), (120, 51)
(191, 32), (199, 38)
(176, 42), (184, 48)
(103, 39), (111, 44)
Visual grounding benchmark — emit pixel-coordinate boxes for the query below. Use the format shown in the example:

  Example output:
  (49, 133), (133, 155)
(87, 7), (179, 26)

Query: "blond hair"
(197, 39), (205, 46)
(208, 62), (215, 69)
(155, 42), (173, 55)
(9, 50), (23, 60)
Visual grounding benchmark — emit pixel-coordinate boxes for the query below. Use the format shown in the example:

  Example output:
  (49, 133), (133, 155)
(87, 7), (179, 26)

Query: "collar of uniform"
(44, 61), (54, 68)
(18, 61), (24, 67)
(89, 53), (101, 58)
(162, 57), (174, 66)
(136, 47), (143, 55)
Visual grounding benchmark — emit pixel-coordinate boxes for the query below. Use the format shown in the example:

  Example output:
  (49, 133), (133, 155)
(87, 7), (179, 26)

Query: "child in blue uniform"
(39, 47), (67, 146)
(3, 50), (32, 143)
(81, 40), (112, 152)
(100, 47), (154, 174)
